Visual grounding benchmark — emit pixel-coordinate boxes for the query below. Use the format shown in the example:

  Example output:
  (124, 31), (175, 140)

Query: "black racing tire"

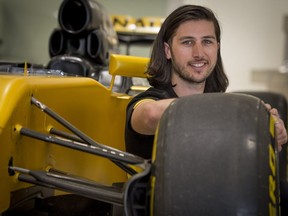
(151, 93), (280, 215)
(233, 91), (288, 216)
(233, 91), (287, 177)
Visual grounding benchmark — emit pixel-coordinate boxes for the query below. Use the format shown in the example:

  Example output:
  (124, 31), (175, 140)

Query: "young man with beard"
(125, 5), (287, 159)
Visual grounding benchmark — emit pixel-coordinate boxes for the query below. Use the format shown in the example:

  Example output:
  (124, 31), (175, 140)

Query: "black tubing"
(58, 0), (103, 34)
(49, 29), (66, 57)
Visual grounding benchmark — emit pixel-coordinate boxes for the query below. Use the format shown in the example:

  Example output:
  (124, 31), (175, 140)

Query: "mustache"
(188, 59), (208, 64)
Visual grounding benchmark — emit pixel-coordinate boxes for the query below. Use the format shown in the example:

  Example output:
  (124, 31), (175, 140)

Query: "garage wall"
(0, 0), (3, 56)
(97, 0), (169, 57)
(0, 0), (168, 64)
(0, 0), (60, 64)
(184, 0), (288, 97)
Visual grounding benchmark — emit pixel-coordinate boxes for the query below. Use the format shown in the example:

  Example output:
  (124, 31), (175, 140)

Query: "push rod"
(31, 97), (139, 158)
(30, 97), (145, 165)
(20, 127), (144, 165)
(49, 127), (137, 175)
(10, 166), (124, 205)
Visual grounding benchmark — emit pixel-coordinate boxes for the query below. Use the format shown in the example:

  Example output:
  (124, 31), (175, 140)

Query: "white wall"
(1, 0), (61, 63)
(184, 0), (288, 96)
(0, 0), (4, 55)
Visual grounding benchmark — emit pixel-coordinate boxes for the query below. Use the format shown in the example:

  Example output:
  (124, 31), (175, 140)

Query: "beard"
(171, 53), (214, 84)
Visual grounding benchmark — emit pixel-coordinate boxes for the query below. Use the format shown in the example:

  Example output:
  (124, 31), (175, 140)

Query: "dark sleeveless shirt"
(125, 86), (178, 159)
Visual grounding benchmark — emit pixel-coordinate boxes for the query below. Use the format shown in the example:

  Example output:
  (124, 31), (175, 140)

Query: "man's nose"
(193, 43), (204, 58)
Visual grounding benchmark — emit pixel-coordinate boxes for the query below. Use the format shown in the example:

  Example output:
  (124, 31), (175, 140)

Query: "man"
(125, 5), (287, 159)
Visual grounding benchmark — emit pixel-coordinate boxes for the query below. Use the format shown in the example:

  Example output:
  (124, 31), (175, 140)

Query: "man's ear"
(164, 42), (171, 60)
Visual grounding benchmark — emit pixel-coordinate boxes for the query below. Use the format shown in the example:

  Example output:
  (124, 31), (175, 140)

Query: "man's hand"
(264, 103), (288, 151)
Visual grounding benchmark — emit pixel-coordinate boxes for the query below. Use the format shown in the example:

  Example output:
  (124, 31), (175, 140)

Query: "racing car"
(0, 0), (287, 215)
(0, 53), (287, 216)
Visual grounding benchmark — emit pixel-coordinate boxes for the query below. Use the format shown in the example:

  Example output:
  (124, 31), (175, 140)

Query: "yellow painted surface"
(109, 54), (149, 78)
(0, 75), (132, 212)
(0, 54), (150, 212)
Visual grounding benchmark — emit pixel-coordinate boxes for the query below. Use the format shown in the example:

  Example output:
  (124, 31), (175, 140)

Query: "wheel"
(234, 91), (288, 216)
(151, 93), (280, 215)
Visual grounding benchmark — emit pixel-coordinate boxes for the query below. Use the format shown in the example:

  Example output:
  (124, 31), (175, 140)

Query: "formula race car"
(0, 0), (287, 215)
(0, 54), (287, 216)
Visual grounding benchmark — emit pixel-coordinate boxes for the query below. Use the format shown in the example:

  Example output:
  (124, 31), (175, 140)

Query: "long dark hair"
(147, 5), (229, 92)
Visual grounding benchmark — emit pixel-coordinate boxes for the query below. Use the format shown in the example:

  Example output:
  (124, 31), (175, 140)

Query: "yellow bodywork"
(0, 54), (149, 212)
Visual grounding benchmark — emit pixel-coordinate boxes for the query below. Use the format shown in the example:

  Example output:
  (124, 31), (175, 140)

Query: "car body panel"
(0, 54), (149, 213)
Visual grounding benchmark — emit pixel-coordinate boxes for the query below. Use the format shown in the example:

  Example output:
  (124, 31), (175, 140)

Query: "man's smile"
(191, 62), (205, 67)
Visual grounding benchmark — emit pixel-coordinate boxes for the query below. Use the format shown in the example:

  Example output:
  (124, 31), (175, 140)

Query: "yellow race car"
(0, 0), (287, 215)
(0, 53), (287, 216)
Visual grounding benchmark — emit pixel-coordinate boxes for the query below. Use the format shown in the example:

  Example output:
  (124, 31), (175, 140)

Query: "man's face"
(164, 20), (219, 86)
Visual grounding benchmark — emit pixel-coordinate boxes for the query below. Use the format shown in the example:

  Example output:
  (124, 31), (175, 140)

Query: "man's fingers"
(264, 102), (272, 111)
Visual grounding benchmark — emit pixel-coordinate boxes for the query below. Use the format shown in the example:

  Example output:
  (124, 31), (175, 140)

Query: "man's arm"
(131, 98), (176, 135)
(131, 99), (287, 150)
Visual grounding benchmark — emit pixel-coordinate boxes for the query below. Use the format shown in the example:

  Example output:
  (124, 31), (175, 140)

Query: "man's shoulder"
(126, 86), (177, 111)
(133, 87), (173, 100)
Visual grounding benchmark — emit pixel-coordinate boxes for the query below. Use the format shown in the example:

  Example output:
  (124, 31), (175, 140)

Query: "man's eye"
(183, 40), (193, 45)
(203, 40), (213, 45)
